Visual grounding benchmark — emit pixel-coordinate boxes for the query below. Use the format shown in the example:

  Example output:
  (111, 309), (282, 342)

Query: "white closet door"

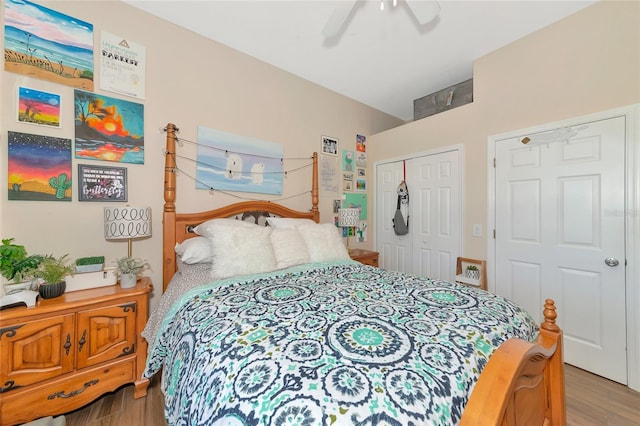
(375, 161), (412, 273)
(408, 150), (461, 280)
(375, 149), (461, 279)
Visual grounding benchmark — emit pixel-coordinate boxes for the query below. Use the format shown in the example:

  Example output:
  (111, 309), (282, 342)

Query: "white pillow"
(296, 223), (350, 262)
(270, 228), (310, 269)
(175, 236), (213, 264)
(209, 225), (277, 280)
(266, 217), (316, 229)
(193, 218), (257, 237)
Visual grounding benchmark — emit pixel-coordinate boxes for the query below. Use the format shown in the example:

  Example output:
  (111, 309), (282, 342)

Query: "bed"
(142, 123), (566, 425)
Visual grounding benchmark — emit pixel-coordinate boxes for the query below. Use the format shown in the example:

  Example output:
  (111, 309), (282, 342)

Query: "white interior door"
(494, 116), (627, 384)
(376, 161), (412, 273)
(376, 149), (461, 279)
(407, 151), (460, 281)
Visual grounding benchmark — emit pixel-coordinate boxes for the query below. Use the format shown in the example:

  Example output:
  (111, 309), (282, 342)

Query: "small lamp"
(104, 206), (152, 257)
(338, 208), (360, 250)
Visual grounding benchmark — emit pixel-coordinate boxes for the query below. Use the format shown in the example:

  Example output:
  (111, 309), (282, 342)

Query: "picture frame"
(17, 87), (62, 128)
(321, 135), (338, 156)
(74, 90), (145, 164)
(8, 131), (72, 201)
(78, 164), (127, 202)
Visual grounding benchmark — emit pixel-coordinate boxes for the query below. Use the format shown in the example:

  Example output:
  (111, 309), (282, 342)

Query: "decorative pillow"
(175, 236), (213, 264)
(193, 217), (257, 237)
(266, 217), (316, 229)
(208, 225), (277, 280)
(296, 223), (350, 262)
(270, 228), (310, 269)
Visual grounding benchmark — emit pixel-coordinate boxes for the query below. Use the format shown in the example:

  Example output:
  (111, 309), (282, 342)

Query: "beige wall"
(0, 0), (403, 305)
(368, 0), (640, 259)
(2, 0), (638, 311)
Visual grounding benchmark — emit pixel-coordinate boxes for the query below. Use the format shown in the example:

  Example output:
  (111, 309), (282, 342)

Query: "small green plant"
(114, 257), (150, 277)
(35, 254), (75, 285)
(0, 238), (47, 283)
(75, 256), (105, 266)
(466, 265), (479, 271)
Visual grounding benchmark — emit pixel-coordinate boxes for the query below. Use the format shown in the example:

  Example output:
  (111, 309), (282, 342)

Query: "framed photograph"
(343, 172), (353, 191)
(321, 135), (338, 156)
(78, 164), (127, 201)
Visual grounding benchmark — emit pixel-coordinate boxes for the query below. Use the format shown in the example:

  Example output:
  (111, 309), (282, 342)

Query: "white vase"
(119, 273), (138, 289)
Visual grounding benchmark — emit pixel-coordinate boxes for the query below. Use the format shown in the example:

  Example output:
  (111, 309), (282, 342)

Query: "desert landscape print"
(7, 131), (72, 201)
(4, 0), (94, 90)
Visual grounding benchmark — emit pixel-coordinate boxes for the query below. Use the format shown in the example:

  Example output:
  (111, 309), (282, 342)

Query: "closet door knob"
(604, 257), (619, 267)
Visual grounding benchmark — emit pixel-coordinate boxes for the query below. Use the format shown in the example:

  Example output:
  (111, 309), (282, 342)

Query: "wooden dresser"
(0, 278), (152, 426)
(349, 249), (379, 267)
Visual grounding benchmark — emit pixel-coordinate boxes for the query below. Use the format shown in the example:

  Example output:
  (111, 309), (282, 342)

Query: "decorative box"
(65, 267), (117, 292)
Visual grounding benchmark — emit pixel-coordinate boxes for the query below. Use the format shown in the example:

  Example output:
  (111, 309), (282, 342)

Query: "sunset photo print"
(74, 89), (144, 164)
(17, 86), (61, 127)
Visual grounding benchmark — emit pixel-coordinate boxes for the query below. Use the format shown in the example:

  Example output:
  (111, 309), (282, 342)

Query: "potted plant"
(34, 254), (75, 299)
(75, 256), (105, 273)
(114, 257), (150, 288)
(0, 238), (47, 293)
(465, 264), (480, 280)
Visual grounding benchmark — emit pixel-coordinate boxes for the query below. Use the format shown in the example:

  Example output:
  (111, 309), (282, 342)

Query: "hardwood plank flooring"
(62, 364), (640, 425)
(565, 365), (640, 426)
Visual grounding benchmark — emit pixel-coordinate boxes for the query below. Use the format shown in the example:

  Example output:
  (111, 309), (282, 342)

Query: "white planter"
(75, 263), (104, 274)
(465, 269), (480, 280)
(66, 267), (117, 292)
(119, 273), (138, 288)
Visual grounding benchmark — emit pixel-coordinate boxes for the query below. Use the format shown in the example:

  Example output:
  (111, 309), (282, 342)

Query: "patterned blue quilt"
(144, 262), (538, 425)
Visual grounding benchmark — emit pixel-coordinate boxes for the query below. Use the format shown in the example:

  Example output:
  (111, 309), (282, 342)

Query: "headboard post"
(312, 152), (319, 222)
(163, 123), (178, 290)
(164, 123), (177, 213)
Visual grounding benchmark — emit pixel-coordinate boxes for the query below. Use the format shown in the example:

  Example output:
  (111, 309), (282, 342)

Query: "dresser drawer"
(0, 357), (135, 426)
(0, 314), (75, 390)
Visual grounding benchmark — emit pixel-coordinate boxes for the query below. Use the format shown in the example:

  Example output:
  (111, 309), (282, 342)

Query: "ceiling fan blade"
(322, 0), (359, 39)
(405, 0), (441, 25)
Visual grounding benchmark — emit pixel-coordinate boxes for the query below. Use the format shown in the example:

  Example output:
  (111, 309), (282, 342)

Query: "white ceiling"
(124, 0), (598, 121)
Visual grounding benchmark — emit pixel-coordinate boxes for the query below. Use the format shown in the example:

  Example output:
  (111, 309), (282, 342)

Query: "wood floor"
(60, 364), (640, 426)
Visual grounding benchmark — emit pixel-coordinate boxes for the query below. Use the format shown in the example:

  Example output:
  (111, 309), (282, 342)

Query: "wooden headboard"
(162, 123), (319, 291)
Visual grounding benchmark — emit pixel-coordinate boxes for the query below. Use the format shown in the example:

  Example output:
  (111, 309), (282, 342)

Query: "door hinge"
(493, 157), (496, 168)
(493, 229), (496, 239)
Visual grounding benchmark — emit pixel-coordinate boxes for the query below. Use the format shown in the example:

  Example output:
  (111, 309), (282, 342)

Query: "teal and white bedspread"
(144, 261), (538, 425)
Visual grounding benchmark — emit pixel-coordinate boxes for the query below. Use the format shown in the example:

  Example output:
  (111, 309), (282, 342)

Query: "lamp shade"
(104, 206), (152, 240)
(338, 208), (359, 227)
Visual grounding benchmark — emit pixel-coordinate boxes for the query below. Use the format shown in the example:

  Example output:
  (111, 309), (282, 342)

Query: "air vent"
(413, 79), (473, 121)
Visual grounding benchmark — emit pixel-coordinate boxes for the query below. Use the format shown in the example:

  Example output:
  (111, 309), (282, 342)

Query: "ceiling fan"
(322, 0), (441, 39)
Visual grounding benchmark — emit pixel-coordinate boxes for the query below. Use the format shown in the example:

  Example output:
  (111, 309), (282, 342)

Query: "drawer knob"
(78, 330), (87, 352)
(64, 333), (71, 356)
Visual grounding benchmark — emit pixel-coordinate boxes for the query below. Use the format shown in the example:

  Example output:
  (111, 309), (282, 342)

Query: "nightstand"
(0, 278), (152, 425)
(349, 249), (379, 267)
